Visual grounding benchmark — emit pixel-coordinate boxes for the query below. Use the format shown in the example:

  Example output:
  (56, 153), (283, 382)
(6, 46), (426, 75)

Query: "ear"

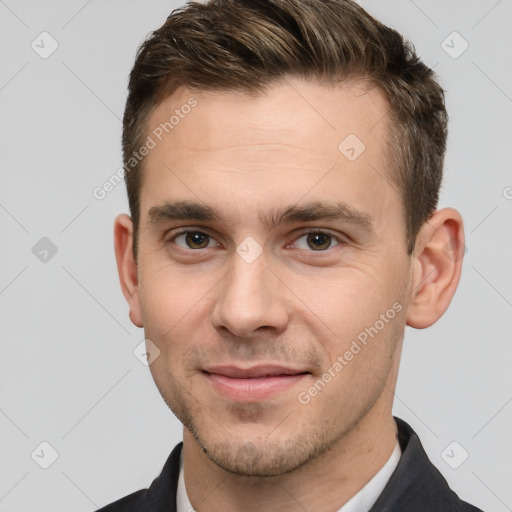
(114, 213), (143, 328)
(406, 207), (465, 329)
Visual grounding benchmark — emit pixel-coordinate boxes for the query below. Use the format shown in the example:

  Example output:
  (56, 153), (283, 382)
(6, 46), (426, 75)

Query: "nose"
(210, 250), (289, 340)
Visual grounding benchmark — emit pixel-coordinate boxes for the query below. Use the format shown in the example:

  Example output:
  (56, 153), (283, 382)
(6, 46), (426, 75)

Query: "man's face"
(134, 78), (412, 476)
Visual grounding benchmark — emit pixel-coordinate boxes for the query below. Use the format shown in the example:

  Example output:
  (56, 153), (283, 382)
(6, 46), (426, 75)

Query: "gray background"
(1, 1), (511, 511)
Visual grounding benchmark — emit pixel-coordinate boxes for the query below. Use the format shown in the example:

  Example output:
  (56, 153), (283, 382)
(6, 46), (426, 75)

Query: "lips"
(204, 365), (308, 379)
(202, 365), (310, 401)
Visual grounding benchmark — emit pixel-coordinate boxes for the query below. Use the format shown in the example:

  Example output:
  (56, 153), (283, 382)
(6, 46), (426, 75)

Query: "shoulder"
(95, 442), (183, 512)
(369, 417), (486, 512)
(95, 489), (148, 512)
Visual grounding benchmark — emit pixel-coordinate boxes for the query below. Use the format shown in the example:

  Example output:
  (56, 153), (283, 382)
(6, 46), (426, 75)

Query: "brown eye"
(185, 232), (210, 249)
(173, 231), (215, 249)
(306, 232), (333, 250)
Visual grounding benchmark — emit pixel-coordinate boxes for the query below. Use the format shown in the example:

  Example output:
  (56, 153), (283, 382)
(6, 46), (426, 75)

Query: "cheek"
(299, 264), (390, 318)
(138, 257), (211, 329)
(138, 262), (225, 371)
(296, 262), (404, 354)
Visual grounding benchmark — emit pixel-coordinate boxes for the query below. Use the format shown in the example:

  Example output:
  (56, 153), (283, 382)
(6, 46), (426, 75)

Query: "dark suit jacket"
(96, 416), (484, 511)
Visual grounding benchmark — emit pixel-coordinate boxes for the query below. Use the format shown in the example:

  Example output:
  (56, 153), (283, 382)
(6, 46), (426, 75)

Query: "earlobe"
(406, 208), (465, 329)
(113, 214), (143, 328)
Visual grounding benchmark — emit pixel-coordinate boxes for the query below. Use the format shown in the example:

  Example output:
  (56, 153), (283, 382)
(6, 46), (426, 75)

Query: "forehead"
(149, 78), (390, 154)
(139, 77), (399, 231)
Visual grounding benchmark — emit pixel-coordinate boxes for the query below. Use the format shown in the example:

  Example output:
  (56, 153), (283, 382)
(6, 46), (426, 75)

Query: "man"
(99, 0), (483, 510)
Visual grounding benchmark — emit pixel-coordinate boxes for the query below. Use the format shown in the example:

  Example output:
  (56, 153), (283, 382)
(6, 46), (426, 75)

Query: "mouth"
(202, 365), (310, 401)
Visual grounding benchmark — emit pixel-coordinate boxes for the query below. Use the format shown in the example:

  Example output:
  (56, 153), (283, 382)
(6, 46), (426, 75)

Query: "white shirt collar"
(336, 439), (401, 512)
(177, 439), (401, 512)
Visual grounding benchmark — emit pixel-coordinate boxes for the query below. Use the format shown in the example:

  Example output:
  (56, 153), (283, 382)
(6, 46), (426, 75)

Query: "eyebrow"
(148, 200), (375, 234)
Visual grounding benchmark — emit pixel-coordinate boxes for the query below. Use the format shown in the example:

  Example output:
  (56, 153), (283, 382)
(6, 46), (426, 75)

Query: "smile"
(202, 365), (310, 401)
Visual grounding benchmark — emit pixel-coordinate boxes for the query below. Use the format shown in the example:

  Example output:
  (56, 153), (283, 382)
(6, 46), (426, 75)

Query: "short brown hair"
(123, 0), (448, 259)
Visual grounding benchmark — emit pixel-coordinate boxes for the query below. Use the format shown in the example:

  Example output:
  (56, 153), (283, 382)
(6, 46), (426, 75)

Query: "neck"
(183, 404), (398, 512)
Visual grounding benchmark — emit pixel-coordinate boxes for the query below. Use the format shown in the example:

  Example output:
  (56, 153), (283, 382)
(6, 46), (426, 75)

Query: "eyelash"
(166, 228), (347, 252)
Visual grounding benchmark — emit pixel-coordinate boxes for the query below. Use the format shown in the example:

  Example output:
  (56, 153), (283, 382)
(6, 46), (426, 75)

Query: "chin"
(191, 427), (335, 478)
